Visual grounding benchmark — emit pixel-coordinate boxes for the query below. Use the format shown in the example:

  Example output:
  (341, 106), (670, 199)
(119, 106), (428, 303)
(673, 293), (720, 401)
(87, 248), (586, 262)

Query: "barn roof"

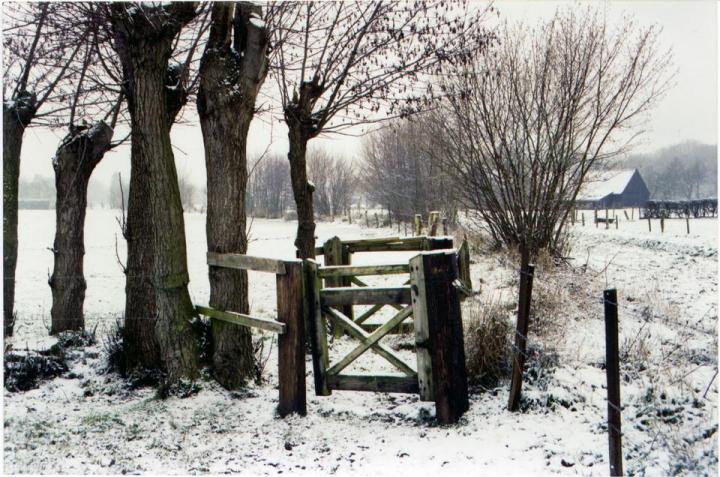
(576, 169), (638, 201)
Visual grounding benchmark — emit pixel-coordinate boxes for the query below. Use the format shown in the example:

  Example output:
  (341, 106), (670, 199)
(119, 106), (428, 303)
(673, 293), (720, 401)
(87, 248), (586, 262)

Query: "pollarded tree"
(107, 2), (202, 380)
(197, 1), (273, 389)
(271, 1), (492, 258)
(48, 37), (127, 333)
(3, 2), (86, 337)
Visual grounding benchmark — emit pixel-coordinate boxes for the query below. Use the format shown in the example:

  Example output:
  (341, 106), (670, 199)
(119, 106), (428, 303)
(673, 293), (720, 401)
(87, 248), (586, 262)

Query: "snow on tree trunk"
(49, 122), (113, 334)
(197, 2), (269, 389)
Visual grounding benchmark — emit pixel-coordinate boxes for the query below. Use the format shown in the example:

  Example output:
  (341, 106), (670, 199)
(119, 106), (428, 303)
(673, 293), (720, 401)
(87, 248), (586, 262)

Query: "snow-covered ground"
(4, 209), (718, 475)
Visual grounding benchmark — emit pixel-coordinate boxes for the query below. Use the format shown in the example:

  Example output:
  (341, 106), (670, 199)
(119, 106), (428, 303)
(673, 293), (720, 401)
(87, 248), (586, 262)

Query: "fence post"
(595, 209), (598, 228)
(686, 217), (690, 234)
(276, 261), (307, 417)
(458, 237), (472, 293)
(603, 289), (623, 477)
(414, 214), (423, 236)
(428, 211), (440, 236)
(582, 213), (585, 227)
(410, 251), (469, 424)
(660, 217), (665, 233)
(365, 210), (369, 228)
(647, 217), (651, 232)
(605, 208), (609, 229)
(508, 263), (535, 411)
(442, 217), (448, 235)
(615, 216), (619, 230)
(323, 237), (353, 336)
(623, 210), (629, 221)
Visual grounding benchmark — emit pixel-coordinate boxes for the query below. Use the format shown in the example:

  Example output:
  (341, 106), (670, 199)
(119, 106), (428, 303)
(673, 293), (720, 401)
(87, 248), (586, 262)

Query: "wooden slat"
(195, 306), (285, 334)
(361, 322), (414, 334)
(321, 286), (411, 306)
(327, 306), (414, 376)
(318, 263), (410, 278)
(322, 306), (415, 376)
(328, 374), (419, 394)
(409, 254), (434, 402)
(305, 260), (330, 396)
(207, 252), (287, 274)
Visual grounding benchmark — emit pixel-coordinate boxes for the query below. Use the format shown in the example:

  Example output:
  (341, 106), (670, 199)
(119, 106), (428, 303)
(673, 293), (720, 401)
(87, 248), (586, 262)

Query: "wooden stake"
(414, 214), (423, 236)
(648, 217), (651, 232)
(582, 213), (585, 226)
(508, 263), (535, 411)
(660, 217), (665, 233)
(603, 289), (623, 477)
(686, 217), (690, 234)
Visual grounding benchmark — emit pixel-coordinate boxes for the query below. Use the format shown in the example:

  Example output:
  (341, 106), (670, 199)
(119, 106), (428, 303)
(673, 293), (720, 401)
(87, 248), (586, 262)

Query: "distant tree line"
(624, 141), (717, 200)
(247, 150), (355, 220)
(360, 120), (459, 223)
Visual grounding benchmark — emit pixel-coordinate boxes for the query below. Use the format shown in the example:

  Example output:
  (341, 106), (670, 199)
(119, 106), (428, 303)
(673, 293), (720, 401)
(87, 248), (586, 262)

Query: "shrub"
(4, 351), (68, 392)
(463, 299), (513, 389)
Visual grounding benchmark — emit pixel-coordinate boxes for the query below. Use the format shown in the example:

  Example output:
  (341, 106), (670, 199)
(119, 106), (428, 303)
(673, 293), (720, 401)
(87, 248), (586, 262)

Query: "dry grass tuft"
(463, 298), (513, 389)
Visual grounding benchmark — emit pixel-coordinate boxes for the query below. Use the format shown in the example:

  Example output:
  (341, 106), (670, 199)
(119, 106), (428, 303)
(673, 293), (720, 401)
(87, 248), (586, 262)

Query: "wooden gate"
(308, 245), (469, 424)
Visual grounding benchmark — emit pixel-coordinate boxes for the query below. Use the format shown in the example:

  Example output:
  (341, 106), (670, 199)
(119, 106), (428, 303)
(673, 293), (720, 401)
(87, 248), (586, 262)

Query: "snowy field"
(4, 209), (718, 475)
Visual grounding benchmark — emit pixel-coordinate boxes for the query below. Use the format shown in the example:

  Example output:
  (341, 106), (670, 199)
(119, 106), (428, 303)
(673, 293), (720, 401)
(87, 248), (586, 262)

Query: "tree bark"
(111, 4), (200, 380)
(3, 93), (36, 337)
(198, 2), (269, 389)
(49, 122), (113, 334)
(287, 122), (316, 259)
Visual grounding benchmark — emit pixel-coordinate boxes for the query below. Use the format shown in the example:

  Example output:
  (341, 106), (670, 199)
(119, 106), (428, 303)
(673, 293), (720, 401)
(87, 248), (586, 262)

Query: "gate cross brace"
(322, 306), (416, 376)
(352, 277), (410, 325)
(327, 305), (414, 376)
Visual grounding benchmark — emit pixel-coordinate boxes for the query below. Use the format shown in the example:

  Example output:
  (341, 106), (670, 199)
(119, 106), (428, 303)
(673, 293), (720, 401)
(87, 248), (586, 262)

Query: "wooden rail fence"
(197, 252), (306, 417)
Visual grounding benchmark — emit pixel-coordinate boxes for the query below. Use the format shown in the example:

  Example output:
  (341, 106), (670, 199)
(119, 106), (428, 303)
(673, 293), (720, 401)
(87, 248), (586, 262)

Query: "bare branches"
(432, 7), (673, 257)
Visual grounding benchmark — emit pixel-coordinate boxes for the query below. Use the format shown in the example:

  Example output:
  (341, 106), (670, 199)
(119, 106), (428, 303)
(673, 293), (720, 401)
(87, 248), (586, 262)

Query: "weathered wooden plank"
(323, 237), (353, 335)
(458, 238), (473, 294)
(328, 374), (419, 394)
(327, 306), (414, 376)
(276, 261), (306, 417)
(321, 286), (412, 306)
(360, 322), (414, 334)
(207, 252), (287, 274)
(305, 260), (330, 396)
(409, 254), (434, 402)
(415, 251), (469, 424)
(195, 306), (285, 334)
(318, 263), (410, 278)
(322, 306), (415, 376)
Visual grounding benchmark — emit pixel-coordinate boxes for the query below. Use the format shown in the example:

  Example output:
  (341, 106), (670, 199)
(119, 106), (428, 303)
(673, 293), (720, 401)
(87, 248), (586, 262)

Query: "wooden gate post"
(604, 289), (623, 476)
(277, 261), (306, 416)
(323, 236), (353, 337)
(410, 251), (469, 424)
(305, 260), (330, 396)
(414, 214), (423, 236)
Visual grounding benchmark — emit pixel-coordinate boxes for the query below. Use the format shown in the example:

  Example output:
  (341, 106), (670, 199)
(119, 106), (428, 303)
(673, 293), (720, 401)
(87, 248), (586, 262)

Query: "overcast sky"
(16, 0), (718, 192)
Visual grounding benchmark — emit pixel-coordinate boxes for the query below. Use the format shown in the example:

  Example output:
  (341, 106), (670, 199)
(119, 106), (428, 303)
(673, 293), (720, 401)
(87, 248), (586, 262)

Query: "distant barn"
(575, 169), (650, 209)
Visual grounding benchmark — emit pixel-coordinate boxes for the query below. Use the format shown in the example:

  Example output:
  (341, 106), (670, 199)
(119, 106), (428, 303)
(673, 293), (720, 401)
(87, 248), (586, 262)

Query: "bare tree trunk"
(287, 123), (316, 259)
(3, 95), (36, 337)
(198, 2), (269, 389)
(49, 122), (113, 334)
(112, 4), (200, 380)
